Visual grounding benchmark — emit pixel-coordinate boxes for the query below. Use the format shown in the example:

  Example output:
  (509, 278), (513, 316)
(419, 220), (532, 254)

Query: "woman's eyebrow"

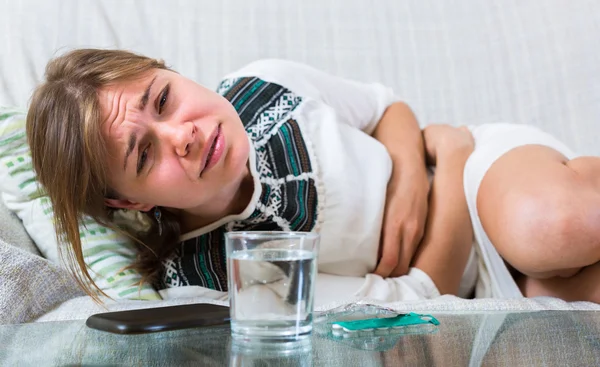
(137, 76), (157, 111)
(123, 131), (137, 172)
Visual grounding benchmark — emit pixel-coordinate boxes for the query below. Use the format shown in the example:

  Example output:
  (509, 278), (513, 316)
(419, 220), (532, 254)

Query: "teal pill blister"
(330, 312), (439, 337)
(313, 304), (441, 351)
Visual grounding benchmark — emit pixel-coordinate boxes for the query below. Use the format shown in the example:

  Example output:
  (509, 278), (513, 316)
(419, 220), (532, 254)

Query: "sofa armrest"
(0, 198), (41, 257)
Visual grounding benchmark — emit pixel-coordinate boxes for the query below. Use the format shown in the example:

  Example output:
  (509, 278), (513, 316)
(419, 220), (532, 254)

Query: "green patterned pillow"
(0, 107), (161, 300)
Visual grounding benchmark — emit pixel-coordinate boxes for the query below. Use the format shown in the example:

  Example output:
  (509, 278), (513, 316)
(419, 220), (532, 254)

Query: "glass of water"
(225, 231), (320, 343)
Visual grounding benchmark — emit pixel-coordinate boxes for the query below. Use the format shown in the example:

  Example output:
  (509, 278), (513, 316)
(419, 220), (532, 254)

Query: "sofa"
(2, 0), (600, 325)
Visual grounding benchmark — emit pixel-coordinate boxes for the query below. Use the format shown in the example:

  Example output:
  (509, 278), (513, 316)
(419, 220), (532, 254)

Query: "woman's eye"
(137, 145), (149, 174)
(158, 85), (169, 114)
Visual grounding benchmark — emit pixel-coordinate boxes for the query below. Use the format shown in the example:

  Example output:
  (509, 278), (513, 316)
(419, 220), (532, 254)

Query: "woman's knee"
(491, 184), (584, 275)
(478, 147), (600, 276)
(506, 187), (600, 275)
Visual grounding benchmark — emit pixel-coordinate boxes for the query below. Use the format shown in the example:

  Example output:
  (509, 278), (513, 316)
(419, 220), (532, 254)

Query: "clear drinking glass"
(229, 337), (313, 366)
(225, 231), (320, 342)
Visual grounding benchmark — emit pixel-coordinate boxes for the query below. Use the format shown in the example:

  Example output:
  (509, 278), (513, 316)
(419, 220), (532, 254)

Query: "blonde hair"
(27, 49), (181, 300)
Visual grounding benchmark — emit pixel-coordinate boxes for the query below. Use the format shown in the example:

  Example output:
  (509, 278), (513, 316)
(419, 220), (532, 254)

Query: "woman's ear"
(104, 198), (154, 212)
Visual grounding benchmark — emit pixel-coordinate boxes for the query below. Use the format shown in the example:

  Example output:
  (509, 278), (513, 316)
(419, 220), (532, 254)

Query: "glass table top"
(1, 310), (599, 366)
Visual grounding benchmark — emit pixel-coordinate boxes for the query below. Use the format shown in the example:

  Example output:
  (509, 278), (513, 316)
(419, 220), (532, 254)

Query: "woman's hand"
(375, 164), (430, 277)
(423, 124), (474, 164)
(374, 124), (474, 278)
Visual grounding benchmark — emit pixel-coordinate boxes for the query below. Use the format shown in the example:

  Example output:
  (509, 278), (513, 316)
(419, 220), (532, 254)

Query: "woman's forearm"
(411, 145), (474, 295)
(372, 102), (426, 177)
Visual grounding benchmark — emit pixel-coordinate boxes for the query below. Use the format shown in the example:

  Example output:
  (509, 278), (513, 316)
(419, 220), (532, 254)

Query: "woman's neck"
(178, 165), (255, 234)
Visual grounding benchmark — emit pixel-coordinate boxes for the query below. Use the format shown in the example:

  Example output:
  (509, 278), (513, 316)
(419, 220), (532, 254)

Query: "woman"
(27, 49), (599, 303)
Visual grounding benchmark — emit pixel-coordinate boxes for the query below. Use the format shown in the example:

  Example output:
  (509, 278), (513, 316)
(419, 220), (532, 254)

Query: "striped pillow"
(0, 107), (160, 300)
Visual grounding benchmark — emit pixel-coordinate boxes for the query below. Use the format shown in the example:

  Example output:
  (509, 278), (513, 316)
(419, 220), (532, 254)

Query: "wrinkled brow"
(137, 76), (157, 111)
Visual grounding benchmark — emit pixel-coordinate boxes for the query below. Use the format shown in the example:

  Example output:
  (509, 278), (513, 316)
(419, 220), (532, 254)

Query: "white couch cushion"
(1, 0), (599, 155)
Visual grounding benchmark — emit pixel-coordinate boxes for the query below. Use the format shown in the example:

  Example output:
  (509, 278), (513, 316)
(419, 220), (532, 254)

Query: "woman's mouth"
(200, 124), (224, 177)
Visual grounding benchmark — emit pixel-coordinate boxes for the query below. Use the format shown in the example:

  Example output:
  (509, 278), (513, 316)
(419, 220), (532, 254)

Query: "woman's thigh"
(477, 144), (600, 278)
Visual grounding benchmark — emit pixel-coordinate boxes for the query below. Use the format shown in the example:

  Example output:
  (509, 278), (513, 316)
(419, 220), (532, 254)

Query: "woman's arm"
(410, 125), (474, 295)
(227, 60), (432, 277)
(371, 102), (430, 278)
(313, 126), (474, 303)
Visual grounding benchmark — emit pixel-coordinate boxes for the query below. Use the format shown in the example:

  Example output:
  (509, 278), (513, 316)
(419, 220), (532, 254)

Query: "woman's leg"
(411, 125), (474, 295)
(477, 144), (600, 281)
(517, 262), (600, 303)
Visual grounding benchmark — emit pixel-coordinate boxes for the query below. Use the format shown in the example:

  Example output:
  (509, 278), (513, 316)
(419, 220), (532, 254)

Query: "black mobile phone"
(86, 303), (231, 335)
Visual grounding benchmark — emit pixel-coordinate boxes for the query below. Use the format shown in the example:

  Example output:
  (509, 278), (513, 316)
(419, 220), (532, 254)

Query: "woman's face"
(99, 69), (250, 214)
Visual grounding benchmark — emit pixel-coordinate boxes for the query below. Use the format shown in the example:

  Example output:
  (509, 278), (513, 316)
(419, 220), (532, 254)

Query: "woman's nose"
(162, 121), (195, 157)
(175, 138), (190, 157)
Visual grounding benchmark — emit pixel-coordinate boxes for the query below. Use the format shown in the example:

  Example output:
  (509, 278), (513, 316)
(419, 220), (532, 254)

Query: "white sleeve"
(314, 268), (441, 306)
(224, 59), (400, 135)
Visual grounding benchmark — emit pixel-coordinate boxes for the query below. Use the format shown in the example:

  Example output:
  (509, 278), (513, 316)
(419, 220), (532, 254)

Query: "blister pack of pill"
(313, 303), (440, 351)
(330, 312), (439, 336)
